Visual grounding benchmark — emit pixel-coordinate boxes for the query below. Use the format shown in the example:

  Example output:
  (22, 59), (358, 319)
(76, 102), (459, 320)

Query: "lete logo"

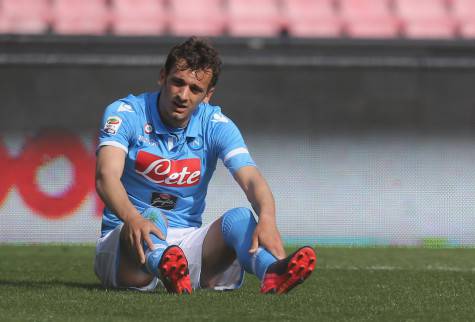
(135, 151), (201, 187)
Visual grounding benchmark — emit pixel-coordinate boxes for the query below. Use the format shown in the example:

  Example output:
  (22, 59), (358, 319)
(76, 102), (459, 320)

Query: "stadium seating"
(0, 0), (50, 34)
(340, 0), (400, 38)
(169, 0), (226, 36)
(282, 0), (342, 38)
(51, 0), (109, 35)
(451, 0), (475, 38)
(394, 0), (457, 38)
(227, 0), (282, 37)
(111, 0), (166, 36)
(0, 0), (475, 39)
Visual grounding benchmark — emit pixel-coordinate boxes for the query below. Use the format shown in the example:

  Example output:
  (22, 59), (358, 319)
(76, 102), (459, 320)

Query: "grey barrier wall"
(2, 36), (475, 133)
(1, 36), (475, 245)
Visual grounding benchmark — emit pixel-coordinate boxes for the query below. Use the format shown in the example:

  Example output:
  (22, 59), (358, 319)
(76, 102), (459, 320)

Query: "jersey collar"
(149, 91), (202, 138)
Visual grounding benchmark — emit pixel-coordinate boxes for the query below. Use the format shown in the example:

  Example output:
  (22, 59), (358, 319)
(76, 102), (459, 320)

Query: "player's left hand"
(249, 215), (286, 260)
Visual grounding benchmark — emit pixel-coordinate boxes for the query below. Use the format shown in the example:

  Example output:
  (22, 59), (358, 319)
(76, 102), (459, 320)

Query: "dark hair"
(164, 37), (222, 89)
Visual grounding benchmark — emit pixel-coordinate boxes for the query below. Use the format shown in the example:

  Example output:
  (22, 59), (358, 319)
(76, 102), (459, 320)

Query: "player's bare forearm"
(233, 166), (286, 259)
(95, 146), (141, 222)
(233, 166), (276, 220)
(96, 173), (141, 222)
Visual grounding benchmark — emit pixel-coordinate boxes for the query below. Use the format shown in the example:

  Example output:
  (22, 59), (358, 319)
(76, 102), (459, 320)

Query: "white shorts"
(94, 219), (244, 291)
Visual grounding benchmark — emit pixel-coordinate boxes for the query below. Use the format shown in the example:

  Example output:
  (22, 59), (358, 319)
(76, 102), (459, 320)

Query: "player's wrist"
(257, 211), (277, 223)
(120, 208), (142, 224)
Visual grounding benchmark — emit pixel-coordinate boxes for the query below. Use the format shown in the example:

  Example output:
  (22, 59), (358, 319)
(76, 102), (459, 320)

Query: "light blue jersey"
(98, 92), (255, 235)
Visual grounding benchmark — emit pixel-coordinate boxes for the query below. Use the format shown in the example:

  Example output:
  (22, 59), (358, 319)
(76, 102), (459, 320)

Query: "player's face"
(158, 62), (215, 128)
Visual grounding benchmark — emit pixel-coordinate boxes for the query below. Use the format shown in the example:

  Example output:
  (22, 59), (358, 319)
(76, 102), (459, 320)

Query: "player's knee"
(142, 207), (168, 237)
(221, 207), (256, 238)
(142, 207), (168, 243)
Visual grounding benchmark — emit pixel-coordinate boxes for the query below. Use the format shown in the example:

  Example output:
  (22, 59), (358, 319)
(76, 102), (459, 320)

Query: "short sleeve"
(210, 111), (256, 174)
(97, 100), (136, 153)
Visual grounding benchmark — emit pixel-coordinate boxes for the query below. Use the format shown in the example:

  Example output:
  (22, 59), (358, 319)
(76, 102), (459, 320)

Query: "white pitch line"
(319, 265), (475, 273)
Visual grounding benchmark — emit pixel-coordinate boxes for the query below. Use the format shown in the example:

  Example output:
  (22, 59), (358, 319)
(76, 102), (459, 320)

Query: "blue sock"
(221, 207), (277, 280)
(141, 207), (168, 276)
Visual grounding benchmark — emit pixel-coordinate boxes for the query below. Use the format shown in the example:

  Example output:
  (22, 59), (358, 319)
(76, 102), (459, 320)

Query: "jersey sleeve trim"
(98, 141), (128, 153)
(223, 147), (250, 163)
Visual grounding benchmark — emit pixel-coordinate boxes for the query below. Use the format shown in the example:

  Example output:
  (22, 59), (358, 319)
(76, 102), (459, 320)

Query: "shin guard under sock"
(141, 207), (168, 276)
(221, 207), (277, 280)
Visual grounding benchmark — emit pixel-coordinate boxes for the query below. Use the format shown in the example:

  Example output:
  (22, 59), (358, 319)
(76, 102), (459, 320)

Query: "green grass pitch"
(1, 245), (474, 322)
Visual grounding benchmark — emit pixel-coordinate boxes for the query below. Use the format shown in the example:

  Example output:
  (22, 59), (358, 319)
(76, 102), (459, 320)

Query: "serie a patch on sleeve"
(103, 116), (122, 135)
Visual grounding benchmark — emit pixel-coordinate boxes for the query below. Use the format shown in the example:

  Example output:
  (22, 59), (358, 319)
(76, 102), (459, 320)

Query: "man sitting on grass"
(94, 36), (316, 294)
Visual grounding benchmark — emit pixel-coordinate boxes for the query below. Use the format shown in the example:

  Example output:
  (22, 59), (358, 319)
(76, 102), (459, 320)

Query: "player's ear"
(203, 87), (215, 103)
(158, 68), (166, 86)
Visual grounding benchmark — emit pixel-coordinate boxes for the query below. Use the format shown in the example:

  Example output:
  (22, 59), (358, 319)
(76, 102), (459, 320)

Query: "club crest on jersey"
(135, 150), (201, 187)
(188, 136), (203, 150)
(103, 116), (122, 135)
(144, 123), (153, 134)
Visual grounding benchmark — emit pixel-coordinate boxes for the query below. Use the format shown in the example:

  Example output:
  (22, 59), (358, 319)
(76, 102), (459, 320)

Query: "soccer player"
(94, 37), (316, 294)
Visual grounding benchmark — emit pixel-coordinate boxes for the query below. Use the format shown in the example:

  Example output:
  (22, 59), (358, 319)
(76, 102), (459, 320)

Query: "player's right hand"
(123, 215), (165, 265)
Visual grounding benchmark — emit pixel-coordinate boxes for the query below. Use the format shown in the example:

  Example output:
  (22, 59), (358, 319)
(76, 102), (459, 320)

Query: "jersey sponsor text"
(135, 150), (201, 187)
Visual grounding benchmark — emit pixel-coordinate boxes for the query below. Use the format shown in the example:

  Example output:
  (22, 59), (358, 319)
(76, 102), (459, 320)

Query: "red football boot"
(158, 245), (192, 294)
(260, 246), (316, 294)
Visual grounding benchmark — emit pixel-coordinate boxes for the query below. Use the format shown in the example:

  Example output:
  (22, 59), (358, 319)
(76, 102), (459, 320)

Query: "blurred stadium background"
(1, 0), (475, 247)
